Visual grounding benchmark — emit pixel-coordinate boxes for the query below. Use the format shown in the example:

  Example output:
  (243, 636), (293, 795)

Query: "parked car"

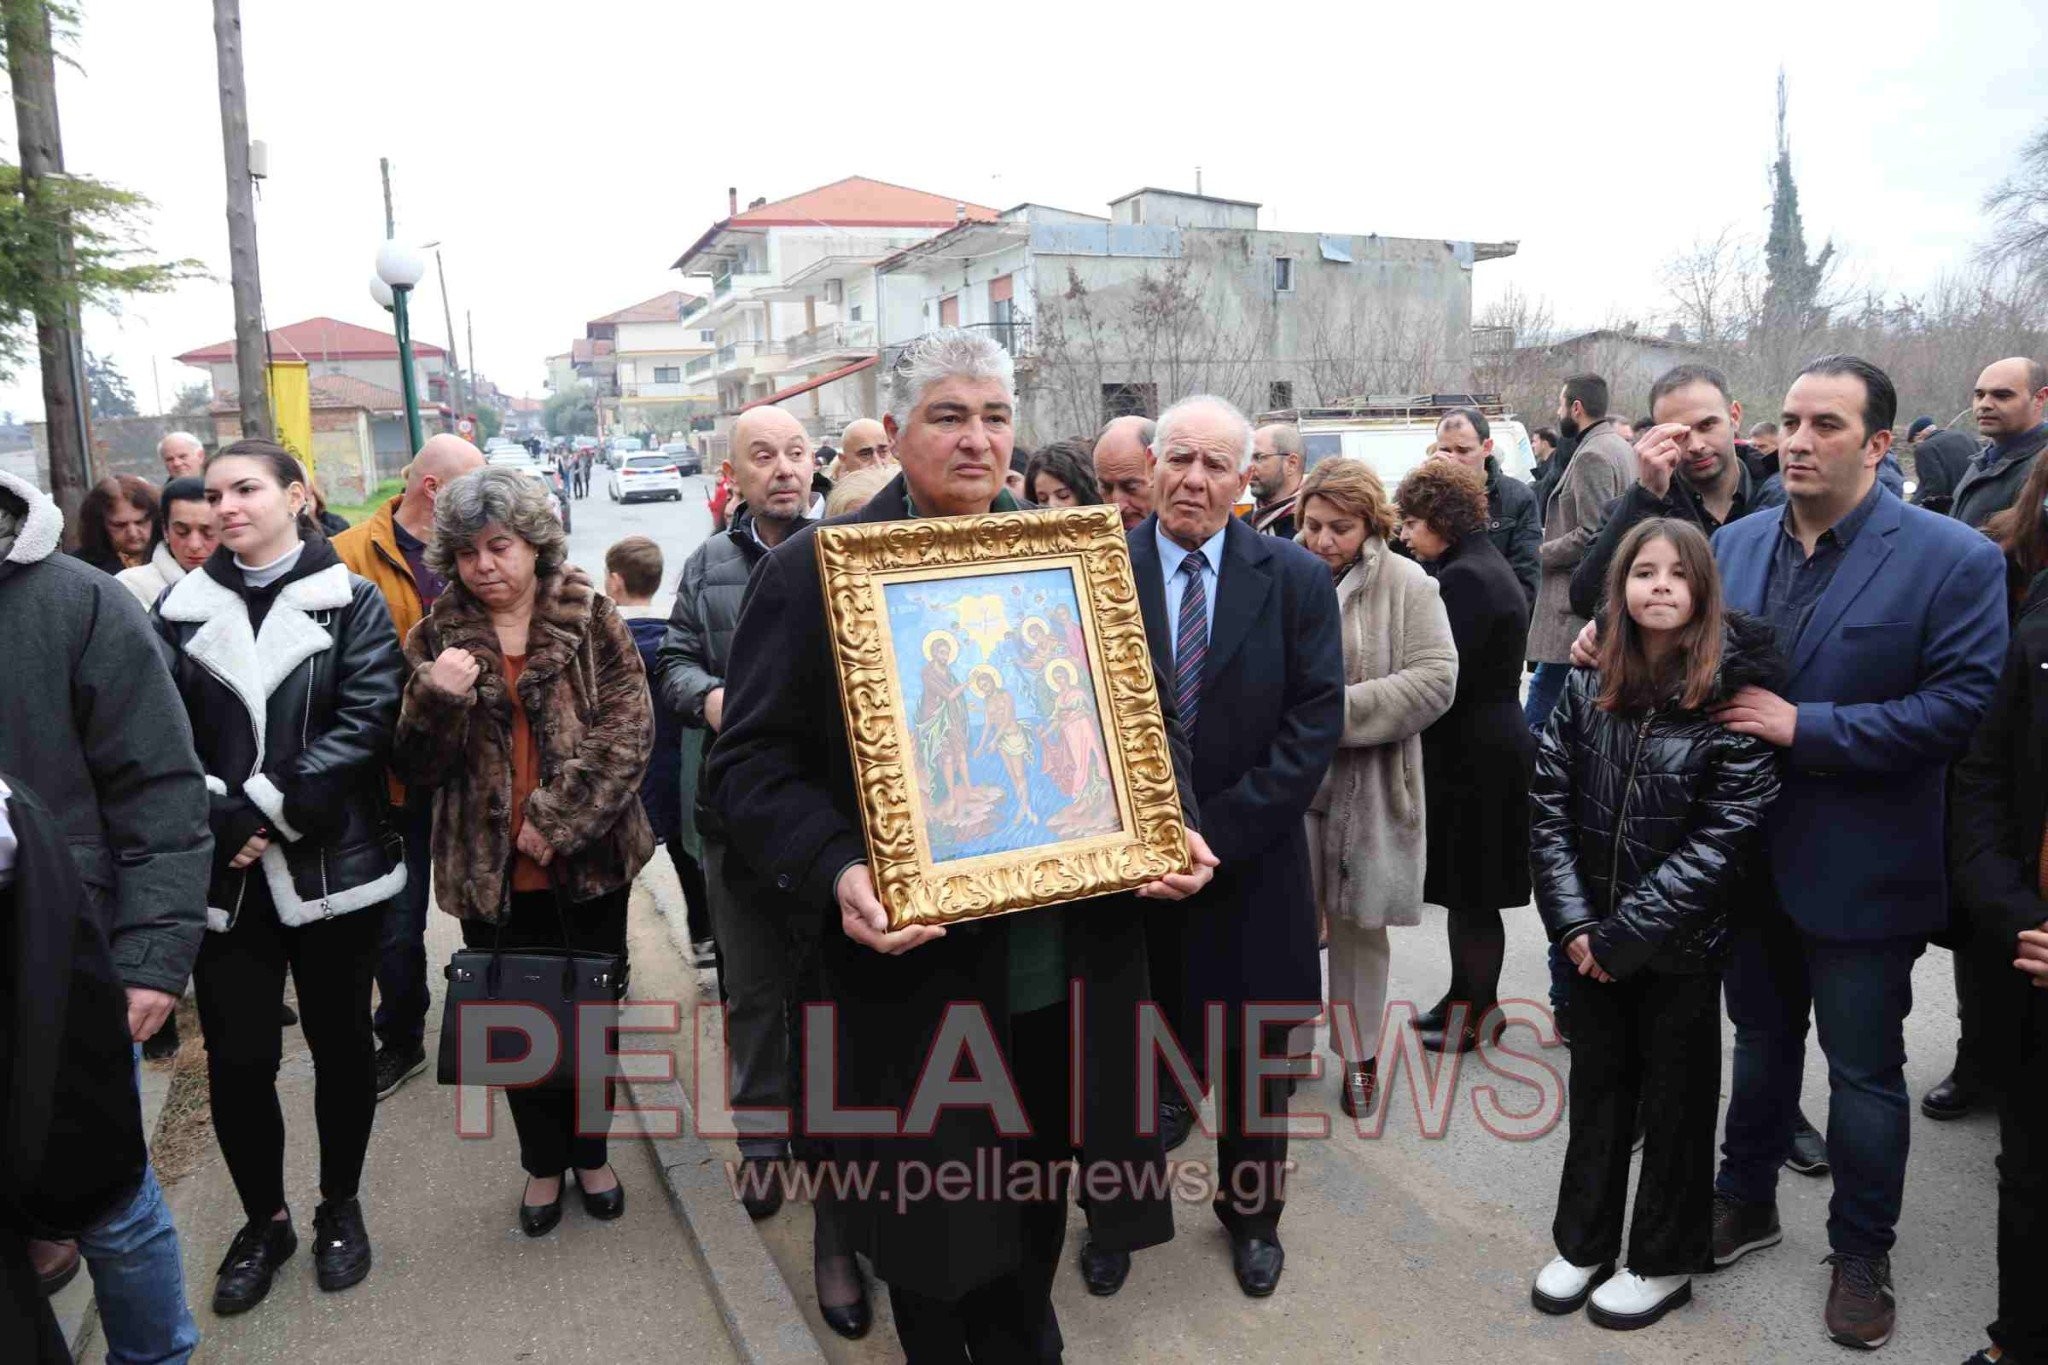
(609, 452), (686, 504)
(659, 441), (702, 476)
(1257, 394), (1537, 488)
(487, 448), (571, 531)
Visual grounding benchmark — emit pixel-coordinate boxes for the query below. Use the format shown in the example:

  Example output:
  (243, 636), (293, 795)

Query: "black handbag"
(435, 890), (628, 1089)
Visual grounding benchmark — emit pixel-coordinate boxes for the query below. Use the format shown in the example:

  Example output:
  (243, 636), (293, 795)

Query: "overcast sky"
(4, 0), (2044, 423)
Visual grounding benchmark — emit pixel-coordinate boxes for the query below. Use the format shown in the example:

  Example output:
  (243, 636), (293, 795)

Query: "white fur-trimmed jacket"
(153, 534), (407, 931)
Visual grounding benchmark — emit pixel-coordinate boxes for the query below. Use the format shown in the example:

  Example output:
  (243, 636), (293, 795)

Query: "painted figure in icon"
(971, 666), (1038, 828)
(916, 632), (975, 820)
(1039, 658), (1118, 837)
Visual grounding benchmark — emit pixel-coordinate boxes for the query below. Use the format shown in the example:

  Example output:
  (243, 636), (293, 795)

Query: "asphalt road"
(559, 468), (719, 606)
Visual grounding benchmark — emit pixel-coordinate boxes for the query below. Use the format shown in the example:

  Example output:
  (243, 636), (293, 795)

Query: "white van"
(1263, 396), (1537, 490)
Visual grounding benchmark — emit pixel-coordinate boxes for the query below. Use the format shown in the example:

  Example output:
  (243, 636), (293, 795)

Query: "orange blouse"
(503, 654), (551, 892)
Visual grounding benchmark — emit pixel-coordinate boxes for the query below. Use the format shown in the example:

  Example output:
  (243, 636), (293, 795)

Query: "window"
(653, 366), (681, 384)
(698, 329), (715, 343)
(939, 294), (960, 327)
(1268, 381), (1293, 410)
(1273, 257), (1295, 293)
(850, 304), (863, 322)
(1101, 383), (1157, 423)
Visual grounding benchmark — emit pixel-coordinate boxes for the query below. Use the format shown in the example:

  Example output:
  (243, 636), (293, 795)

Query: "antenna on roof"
(955, 202), (966, 223)
(1195, 166), (1203, 195)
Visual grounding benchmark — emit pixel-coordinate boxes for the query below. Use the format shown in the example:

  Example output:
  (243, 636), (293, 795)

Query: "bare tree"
(1982, 121), (2048, 284)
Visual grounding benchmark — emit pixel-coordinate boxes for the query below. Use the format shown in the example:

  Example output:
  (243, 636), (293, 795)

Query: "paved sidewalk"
(90, 895), (738, 1365)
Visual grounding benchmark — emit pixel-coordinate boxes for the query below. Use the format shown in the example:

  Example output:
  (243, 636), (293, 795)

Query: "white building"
(588, 289), (716, 433)
(668, 177), (998, 444)
(874, 188), (1518, 443)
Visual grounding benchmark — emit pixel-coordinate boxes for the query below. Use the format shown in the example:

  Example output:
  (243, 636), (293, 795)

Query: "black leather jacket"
(1529, 612), (1784, 977)
(153, 533), (405, 929)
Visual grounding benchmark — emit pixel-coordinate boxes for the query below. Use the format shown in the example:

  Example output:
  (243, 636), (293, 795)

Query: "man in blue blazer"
(1704, 356), (2007, 1350)
(1107, 394), (1343, 1301)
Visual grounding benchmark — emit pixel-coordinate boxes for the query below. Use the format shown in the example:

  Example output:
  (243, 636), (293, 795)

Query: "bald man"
(1094, 415), (1158, 530)
(835, 417), (892, 478)
(332, 432), (486, 1098)
(1950, 356), (2048, 530)
(159, 431), (206, 480)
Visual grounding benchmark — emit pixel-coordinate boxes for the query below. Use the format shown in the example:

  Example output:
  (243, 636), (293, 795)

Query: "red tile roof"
(589, 290), (705, 326)
(210, 374), (447, 416)
(739, 356), (879, 412)
(176, 316), (446, 367)
(673, 177), (998, 270)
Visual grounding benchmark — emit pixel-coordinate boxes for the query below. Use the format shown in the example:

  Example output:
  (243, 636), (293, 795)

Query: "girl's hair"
(77, 475), (160, 561)
(1986, 446), (2048, 579)
(1595, 517), (1725, 714)
(1295, 456), (1396, 541)
(205, 439), (317, 531)
(1024, 439), (1101, 507)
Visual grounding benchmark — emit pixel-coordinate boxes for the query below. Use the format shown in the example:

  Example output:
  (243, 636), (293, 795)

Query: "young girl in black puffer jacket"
(1526, 517), (1783, 1332)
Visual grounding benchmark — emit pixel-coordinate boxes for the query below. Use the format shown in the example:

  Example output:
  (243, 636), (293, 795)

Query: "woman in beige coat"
(1297, 458), (1458, 1118)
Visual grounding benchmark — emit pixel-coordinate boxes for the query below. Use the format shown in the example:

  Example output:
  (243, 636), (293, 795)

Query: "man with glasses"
(1247, 423), (1305, 538)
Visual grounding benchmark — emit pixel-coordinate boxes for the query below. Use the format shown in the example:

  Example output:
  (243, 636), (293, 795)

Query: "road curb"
(630, 1073), (831, 1365)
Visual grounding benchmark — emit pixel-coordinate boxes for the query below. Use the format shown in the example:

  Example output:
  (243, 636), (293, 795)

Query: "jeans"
(373, 800), (435, 1053)
(78, 1163), (199, 1365)
(1992, 982), (2048, 1361)
(1553, 970), (1720, 1276)
(1523, 661), (1571, 735)
(1716, 905), (1924, 1258)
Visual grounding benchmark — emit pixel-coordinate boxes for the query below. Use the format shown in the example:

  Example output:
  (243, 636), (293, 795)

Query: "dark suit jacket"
(1131, 514), (1343, 1012)
(1712, 487), (2007, 939)
(704, 475), (1196, 1298)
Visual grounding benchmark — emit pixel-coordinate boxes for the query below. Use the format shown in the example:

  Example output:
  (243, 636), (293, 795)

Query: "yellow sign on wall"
(267, 360), (314, 482)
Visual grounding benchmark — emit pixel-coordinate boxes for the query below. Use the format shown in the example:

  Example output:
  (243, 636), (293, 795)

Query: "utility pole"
(466, 309), (479, 420)
(379, 157), (394, 239)
(5, 0), (96, 530)
(212, 0), (272, 438)
(433, 247), (466, 421)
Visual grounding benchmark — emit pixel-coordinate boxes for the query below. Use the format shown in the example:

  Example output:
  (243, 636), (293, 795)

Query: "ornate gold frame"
(816, 504), (1190, 928)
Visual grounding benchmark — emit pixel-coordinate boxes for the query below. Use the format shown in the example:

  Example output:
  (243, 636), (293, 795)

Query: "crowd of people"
(4, 336), (2048, 1365)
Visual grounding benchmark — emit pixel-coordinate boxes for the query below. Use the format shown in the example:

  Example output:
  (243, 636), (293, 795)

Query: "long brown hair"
(1986, 445), (2048, 580)
(1595, 518), (1724, 714)
(77, 474), (160, 563)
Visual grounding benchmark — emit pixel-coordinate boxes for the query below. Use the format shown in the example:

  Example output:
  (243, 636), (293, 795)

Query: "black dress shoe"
(1784, 1111), (1830, 1175)
(1419, 1015), (1504, 1054)
(311, 1198), (371, 1292)
(212, 1215), (297, 1315)
(1412, 996), (1451, 1032)
(519, 1181), (564, 1238)
(817, 1261), (873, 1340)
(738, 1155), (785, 1220)
(1921, 1071), (1977, 1121)
(1079, 1240), (1131, 1296)
(1229, 1234), (1284, 1297)
(1159, 1098), (1195, 1154)
(578, 1168), (625, 1221)
(142, 1013), (180, 1061)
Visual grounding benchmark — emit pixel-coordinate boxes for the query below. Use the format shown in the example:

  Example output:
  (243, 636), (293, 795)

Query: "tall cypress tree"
(1763, 69), (1834, 330)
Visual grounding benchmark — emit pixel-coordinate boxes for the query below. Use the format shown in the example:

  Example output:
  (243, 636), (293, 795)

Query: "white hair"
(886, 328), (1015, 428)
(1153, 394), (1255, 472)
(158, 430), (203, 454)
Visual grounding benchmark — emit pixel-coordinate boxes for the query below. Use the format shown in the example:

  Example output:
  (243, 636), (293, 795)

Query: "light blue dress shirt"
(1155, 522), (1226, 657)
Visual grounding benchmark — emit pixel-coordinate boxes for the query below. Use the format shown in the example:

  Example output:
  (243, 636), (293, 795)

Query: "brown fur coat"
(394, 565), (654, 922)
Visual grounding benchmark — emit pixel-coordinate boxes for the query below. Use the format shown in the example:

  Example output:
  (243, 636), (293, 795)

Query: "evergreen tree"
(1762, 70), (1835, 330)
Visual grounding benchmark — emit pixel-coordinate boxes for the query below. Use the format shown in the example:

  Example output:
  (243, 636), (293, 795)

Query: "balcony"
(709, 339), (786, 378)
(784, 320), (877, 365)
(962, 319), (1033, 356)
(712, 270), (775, 300)
(684, 354), (714, 380)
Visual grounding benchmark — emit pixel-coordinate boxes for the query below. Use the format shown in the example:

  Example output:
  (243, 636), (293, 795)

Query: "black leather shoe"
(1412, 996), (1450, 1032)
(578, 1168), (625, 1221)
(519, 1180), (564, 1238)
(1229, 1234), (1284, 1297)
(1784, 1111), (1830, 1176)
(817, 1260), (872, 1340)
(739, 1155), (785, 1220)
(1921, 1071), (1977, 1121)
(1420, 1016), (1504, 1054)
(311, 1198), (371, 1292)
(212, 1215), (297, 1315)
(1159, 1098), (1195, 1154)
(1079, 1240), (1131, 1296)
(141, 1013), (180, 1061)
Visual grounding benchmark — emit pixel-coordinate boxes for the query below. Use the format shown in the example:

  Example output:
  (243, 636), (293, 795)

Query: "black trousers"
(887, 1004), (1070, 1365)
(194, 884), (381, 1223)
(1553, 967), (1720, 1276)
(460, 887), (630, 1178)
(1954, 922), (2027, 1096)
(1993, 980), (2048, 1361)
(1209, 1016), (1293, 1241)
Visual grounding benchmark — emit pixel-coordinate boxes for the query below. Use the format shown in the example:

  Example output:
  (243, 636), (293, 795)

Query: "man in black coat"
(1908, 428), (1976, 517)
(1949, 356), (2048, 531)
(705, 330), (1216, 1360)
(1430, 407), (1541, 608)
(1130, 394), (1344, 1299)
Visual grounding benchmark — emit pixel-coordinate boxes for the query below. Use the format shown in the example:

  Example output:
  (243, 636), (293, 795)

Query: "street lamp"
(371, 240), (428, 453)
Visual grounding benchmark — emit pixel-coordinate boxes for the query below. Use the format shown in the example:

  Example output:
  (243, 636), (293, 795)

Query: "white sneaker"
(1531, 1255), (1613, 1314)
(1587, 1269), (1692, 1330)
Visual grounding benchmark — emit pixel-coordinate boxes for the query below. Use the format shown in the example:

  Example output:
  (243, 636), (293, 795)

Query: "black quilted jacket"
(1529, 612), (1784, 977)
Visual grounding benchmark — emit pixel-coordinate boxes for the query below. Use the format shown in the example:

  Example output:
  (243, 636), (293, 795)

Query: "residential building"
(175, 316), (452, 412)
(589, 289), (716, 435)
(874, 188), (1518, 444)
(205, 374), (424, 500)
(668, 177), (998, 445)
(543, 351), (577, 396)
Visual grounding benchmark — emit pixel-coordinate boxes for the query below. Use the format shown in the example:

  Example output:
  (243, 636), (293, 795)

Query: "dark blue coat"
(1131, 514), (1344, 1013)
(624, 612), (682, 837)
(1712, 487), (2006, 939)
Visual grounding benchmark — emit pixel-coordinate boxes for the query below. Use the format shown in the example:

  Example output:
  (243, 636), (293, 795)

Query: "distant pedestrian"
(1529, 519), (1780, 1332)
(154, 440), (404, 1315)
(393, 467), (652, 1238)
(158, 430), (207, 480)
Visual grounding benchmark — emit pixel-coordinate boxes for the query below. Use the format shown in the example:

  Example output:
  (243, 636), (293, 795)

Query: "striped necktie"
(1174, 555), (1208, 733)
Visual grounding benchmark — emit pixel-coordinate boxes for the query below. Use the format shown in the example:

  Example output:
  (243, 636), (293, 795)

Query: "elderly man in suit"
(705, 330), (1217, 1361)
(1703, 355), (2007, 1351)
(1120, 394), (1344, 1299)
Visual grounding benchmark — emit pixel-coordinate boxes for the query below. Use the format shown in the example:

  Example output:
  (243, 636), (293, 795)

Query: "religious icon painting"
(815, 504), (1190, 928)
